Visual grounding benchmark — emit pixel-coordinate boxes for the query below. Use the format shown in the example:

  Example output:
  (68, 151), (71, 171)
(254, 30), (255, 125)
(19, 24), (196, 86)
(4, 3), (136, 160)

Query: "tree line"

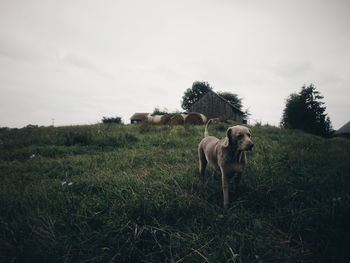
(181, 81), (333, 138)
(101, 80), (333, 138)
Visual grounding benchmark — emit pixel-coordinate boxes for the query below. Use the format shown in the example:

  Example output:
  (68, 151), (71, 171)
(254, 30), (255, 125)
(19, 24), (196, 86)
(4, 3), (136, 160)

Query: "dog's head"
(223, 125), (254, 151)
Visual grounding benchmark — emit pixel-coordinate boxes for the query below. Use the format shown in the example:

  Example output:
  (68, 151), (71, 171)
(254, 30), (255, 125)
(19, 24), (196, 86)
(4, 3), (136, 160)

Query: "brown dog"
(198, 119), (254, 208)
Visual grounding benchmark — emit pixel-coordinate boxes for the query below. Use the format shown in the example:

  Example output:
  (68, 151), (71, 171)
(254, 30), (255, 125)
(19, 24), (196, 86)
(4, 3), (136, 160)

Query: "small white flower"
(62, 181), (74, 186)
(30, 154), (36, 159)
(150, 229), (157, 235)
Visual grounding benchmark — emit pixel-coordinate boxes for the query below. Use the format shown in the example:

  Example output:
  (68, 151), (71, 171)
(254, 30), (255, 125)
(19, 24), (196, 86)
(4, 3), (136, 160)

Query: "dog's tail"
(204, 119), (213, 137)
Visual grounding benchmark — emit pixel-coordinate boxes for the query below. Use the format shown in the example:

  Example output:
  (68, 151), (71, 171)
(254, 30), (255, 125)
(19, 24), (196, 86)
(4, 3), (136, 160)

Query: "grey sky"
(0, 0), (349, 129)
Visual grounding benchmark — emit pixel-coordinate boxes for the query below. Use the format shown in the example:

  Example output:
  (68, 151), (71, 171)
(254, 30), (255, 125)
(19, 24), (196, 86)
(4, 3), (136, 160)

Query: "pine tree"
(281, 84), (333, 137)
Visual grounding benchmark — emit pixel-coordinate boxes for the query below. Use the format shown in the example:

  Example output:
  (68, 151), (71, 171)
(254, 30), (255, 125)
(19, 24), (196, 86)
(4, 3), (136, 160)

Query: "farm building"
(335, 121), (350, 138)
(189, 90), (245, 124)
(130, 113), (149, 124)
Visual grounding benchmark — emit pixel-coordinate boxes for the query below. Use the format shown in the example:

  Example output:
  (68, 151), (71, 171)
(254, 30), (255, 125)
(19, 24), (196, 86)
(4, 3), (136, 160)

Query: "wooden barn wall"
(190, 92), (243, 123)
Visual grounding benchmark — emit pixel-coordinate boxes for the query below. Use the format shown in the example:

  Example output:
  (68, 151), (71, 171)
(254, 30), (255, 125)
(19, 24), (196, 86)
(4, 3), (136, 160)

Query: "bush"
(102, 116), (122, 124)
(64, 130), (92, 146)
(213, 123), (227, 132)
(94, 133), (138, 148)
(23, 124), (39, 129)
(151, 107), (168, 116)
(138, 123), (157, 134)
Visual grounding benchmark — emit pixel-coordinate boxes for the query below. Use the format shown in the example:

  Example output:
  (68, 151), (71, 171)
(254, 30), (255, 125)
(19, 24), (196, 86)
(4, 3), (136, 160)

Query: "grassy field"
(1, 123), (350, 263)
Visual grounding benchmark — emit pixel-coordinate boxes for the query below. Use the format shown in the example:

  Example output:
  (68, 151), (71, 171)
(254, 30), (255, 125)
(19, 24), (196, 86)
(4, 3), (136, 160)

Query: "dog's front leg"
(221, 171), (230, 209)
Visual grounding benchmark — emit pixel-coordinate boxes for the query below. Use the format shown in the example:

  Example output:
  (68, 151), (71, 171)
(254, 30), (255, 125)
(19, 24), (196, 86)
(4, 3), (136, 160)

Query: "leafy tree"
(281, 84), (333, 137)
(181, 81), (212, 111)
(151, 107), (168, 116)
(23, 124), (39, 129)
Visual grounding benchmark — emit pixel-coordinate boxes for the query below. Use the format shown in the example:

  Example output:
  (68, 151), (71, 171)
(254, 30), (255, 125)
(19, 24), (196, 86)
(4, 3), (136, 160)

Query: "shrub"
(102, 116), (122, 124)
(151, 107), (168, 116)
(64, 130), (92, 146)
(138, 123), (157, 134)
(23, 124), (39, 129)
(213, 123), (227, 132)
(94, 133), (138, 148)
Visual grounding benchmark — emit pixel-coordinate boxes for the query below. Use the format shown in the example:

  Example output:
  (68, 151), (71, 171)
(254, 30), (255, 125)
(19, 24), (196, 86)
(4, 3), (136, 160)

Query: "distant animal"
(198, 119), (254, 208)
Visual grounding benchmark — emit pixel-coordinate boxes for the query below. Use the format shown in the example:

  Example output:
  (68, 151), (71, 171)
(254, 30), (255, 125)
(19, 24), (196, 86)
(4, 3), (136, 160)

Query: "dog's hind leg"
(221, 173), (230, 209)
(198, 148), (207, 177)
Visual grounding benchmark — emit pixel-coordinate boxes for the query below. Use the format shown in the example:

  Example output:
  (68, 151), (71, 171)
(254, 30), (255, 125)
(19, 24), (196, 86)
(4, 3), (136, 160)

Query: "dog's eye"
(237, 134), (243, 139)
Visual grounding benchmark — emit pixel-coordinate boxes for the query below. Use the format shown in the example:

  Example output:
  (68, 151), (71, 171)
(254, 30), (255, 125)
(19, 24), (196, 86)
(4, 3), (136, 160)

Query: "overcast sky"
(0, 0), (349, 129)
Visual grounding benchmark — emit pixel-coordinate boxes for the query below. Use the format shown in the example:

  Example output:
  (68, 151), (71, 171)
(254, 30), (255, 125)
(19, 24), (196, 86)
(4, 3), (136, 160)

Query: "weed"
(64, 130), (92, 146)
(138, 122), (156, 134)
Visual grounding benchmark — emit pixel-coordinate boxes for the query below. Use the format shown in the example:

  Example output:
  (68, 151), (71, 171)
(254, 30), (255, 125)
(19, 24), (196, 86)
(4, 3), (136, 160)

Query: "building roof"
(336, 121), (350, 134)
(214, 91), (244, 113)
(194, 90), (244, 114)
(130, 113), (149, 120)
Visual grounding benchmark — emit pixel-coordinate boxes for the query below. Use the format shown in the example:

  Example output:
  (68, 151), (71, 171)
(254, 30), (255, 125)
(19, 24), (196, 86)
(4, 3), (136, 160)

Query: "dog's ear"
(223, 127), (233, 147)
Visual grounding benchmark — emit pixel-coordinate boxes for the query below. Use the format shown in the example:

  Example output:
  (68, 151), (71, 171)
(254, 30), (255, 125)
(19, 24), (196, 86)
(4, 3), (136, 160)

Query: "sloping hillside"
(1, 124), (349, 262)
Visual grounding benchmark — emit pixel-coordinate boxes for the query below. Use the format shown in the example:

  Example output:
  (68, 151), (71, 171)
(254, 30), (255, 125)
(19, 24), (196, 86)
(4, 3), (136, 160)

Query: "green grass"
(0, 123), (350, 262)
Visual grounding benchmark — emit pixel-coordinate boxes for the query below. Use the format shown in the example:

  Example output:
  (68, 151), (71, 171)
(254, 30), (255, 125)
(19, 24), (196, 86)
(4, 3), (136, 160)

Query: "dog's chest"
(230, 162), (245, 174)
(223, 152), (246, 174)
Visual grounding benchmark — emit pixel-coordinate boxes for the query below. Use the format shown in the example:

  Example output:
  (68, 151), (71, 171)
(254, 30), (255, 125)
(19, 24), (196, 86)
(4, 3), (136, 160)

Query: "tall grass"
(0, 124), (349, 262)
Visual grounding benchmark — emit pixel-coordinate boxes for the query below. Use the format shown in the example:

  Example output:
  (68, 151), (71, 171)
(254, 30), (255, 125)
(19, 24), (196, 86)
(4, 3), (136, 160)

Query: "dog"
(198, 119), (254, 208)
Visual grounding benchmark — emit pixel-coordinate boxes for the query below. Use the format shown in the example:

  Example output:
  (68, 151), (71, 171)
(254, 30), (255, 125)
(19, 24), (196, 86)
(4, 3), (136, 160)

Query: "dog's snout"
(249, 143), (254, 150)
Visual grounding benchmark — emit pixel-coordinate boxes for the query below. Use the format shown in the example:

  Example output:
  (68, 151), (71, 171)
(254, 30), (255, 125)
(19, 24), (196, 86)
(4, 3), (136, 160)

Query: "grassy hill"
(1, 123), (350, 263)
